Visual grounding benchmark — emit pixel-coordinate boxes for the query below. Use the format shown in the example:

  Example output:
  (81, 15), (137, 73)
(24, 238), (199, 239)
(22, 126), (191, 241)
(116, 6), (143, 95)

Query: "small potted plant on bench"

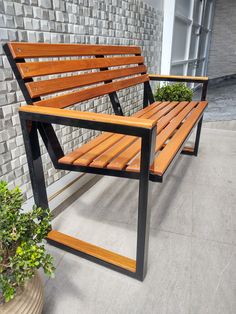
(0, 181), (55, 313)
(154, 82), (193, 102)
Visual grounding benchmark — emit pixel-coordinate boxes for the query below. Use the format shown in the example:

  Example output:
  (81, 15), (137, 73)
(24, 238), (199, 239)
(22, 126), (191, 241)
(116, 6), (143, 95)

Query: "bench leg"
(193, 116), (203, 156)
(47, 134), (154, 281)
(21, 116), (154, 281)
(20, 118), (49, 209)
(181, 115), (204, 157)
(135, 136), (153, 280)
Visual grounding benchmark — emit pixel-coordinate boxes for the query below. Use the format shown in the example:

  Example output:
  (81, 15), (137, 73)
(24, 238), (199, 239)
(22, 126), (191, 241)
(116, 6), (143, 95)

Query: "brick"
(18, 30), (28, 42)
(0, 142), (7, 153)
(33, 7), (42, 19)
(14, 16), (24, 28)
(14, 3), (24, 16)
(39, 0), (52, 9)
(24, 5), (33, 17)
(30, 0), (39, 5)
(4, 1), (15, 15)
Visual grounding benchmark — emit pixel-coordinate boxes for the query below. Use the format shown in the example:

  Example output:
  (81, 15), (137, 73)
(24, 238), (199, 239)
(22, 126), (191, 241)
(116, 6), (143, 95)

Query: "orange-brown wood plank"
(19, 104), (156, 129)
(105, 102), (181, 171)
(8, 42), (141, 59)
(58, 132), (113, 165)
(126, 101), (199, 172)
(58, 101), (162, 165)
(89, 102), (170, 168)
(181, 146), (195, 153)
(151, 101), (208, 176)
(149, 74), (209, 81)
(47, 230), (136, 272)
(72, 102), (169, 168)
(17, 56), (144, 78)
(26, 65), (147, 98)
(33, 74), (149, 108)
(156, 101), (189, 132)
(73, 133), (127, 166)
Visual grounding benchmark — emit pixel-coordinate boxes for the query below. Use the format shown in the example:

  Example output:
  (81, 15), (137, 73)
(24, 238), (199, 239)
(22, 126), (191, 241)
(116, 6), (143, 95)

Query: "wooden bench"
(4, 42), (208, 281)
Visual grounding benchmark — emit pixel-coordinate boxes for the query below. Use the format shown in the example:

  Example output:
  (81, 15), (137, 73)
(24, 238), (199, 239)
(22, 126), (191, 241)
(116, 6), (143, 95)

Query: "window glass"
(170, 64), (185, 76)
(176, 0), (192, 18)
(172, 18), (188, 61)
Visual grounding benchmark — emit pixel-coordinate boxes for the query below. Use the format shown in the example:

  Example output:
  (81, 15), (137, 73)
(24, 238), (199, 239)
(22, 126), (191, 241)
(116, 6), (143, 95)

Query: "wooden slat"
(19, 104), (156, 129)
(47, 230), (136, 272)
(8, 42), (141, 59)
(26, 65), (147, 98)
(33, 74), (149, 108)
(58, 133), (113, 165)
(105, 102), (181, 171)
(74, 102), (166, 167)
(151, 101), (208, 176)
(89, 102), (170, 168)
(73, 134), (127, 166)
(126, 101), (199, 172)
(17, 56), (144, 78)
(58, 101), (161, 165)
(149, 74), (209, 81)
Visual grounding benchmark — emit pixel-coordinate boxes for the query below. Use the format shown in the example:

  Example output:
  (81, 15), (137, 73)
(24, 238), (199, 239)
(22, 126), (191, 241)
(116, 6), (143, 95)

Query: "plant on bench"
(4, 42), (208, 281)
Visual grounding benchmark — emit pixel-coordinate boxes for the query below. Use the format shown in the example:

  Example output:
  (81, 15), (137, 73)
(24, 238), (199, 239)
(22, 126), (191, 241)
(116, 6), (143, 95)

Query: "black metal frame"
(20, 109), (157, 280)
(4, 42), (209, 281)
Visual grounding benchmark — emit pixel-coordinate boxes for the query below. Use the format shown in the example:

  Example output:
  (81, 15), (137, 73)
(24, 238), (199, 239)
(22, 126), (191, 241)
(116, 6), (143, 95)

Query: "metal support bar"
(135, 126), (156, 280)
(143, 81), (155, 108)
(201, 80), (208, 101)
(191, 80), (208, 156)
(20, 118), (49, 209)
(96, 55), (124, 116)
(193, 116), (203, 156)
(37, 122), (64, 167)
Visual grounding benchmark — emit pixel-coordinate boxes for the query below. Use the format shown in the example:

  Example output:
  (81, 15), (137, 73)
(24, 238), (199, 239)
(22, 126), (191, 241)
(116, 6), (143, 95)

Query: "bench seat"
(59, 100), (208, 178)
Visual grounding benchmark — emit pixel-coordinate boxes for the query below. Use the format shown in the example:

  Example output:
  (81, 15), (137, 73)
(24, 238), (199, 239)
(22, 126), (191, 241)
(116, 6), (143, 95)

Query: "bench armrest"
(19, 105), (156, 136)
(149, 74), (208, 83)
(148, 74), (209, 101)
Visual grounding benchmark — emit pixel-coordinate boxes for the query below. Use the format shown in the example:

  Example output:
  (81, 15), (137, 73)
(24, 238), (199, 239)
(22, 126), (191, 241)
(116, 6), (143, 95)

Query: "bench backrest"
(5, 42), (154, 115)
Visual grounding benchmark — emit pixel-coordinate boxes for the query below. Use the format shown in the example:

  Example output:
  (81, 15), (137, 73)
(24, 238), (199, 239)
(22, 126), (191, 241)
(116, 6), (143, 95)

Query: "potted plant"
(0, 181), (55, 313)
(154, 82), (193, 102)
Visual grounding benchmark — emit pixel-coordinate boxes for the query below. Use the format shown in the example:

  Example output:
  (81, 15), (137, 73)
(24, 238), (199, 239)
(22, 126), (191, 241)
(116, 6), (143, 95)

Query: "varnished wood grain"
(33, 74), (149, 108)
(149, 74), (209, 81)
(106, 102), (180, 171)
(17, 56), (144, 78)
(26, 65), (147, 97)
(151, 101), (208, 176)
(59, 101), (161, 165)
(8, 42), (141, 59)
(47, 230), (136, 272)
(19, 104), (156, 129)
(127, 101), (199, 171)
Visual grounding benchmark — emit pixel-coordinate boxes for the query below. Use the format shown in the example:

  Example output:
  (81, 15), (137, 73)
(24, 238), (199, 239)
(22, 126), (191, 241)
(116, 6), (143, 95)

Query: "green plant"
(0, 181), (55, 303)
(154, 83), (193, 102)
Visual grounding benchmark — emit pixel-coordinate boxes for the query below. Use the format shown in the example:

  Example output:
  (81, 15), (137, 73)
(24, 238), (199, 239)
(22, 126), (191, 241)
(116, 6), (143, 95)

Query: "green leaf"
(0, 181), (55, 303)
(154, 83), (193, 102)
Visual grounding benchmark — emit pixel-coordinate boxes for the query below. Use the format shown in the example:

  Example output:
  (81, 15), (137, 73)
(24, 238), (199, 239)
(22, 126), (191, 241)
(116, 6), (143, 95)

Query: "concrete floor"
(194, 78), (236, 121)
(42, 80), (236, 314)
(41, 124), (236, 314)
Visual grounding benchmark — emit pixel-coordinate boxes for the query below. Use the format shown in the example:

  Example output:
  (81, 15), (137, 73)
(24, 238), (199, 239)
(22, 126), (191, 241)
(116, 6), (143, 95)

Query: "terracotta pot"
(0, 272), (44, 314)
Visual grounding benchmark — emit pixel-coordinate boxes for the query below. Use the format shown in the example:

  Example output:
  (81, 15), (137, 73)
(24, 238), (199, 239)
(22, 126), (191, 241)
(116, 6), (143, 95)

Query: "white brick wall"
(207, 0), (236, 78)
(0, 0), (163, 199)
